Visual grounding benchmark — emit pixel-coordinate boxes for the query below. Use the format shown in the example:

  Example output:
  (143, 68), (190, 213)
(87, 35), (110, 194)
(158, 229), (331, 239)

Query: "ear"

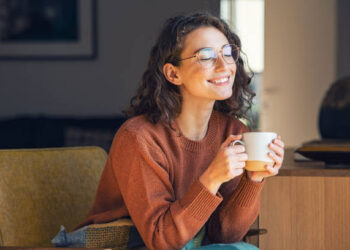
(163, 63), (182, 86)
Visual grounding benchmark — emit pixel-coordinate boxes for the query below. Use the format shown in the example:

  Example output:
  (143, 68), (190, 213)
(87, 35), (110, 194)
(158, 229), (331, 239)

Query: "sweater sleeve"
(110, 129), (222, 250)
(206, 172), (264, 243)
(205, 118), (264, 243)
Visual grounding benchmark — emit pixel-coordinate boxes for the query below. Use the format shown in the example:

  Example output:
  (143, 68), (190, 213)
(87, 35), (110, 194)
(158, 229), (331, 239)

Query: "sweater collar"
(173, 111), (219, 152)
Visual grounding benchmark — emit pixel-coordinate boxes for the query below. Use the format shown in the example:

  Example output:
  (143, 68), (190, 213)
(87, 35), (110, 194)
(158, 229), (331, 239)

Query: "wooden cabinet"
(258, 150), (350, 250)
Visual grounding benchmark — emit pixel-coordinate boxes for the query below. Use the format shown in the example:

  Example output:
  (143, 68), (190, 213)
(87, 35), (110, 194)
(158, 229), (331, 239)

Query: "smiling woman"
(56, 12), (285, 250)
(124, 14), (255, 128)
(163, 27), (237, 111)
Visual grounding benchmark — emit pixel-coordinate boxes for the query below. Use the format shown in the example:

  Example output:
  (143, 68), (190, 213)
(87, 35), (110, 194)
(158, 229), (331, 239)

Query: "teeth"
(211, 77), (229, 84)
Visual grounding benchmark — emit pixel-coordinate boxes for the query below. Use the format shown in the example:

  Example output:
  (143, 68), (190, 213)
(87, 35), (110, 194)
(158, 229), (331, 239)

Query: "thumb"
(220, 134), (243, 149)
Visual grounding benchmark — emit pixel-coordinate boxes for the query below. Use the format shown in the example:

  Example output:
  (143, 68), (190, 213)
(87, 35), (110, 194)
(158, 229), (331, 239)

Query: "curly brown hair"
(123, 12), (255, 127)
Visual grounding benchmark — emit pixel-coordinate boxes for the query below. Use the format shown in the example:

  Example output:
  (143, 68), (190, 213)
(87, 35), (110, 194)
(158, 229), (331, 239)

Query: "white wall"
(261, 0), (336, 147)
(0, 0), (219, 118)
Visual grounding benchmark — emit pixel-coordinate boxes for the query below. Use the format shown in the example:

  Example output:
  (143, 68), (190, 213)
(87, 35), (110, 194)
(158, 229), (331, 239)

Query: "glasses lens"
(222, 44), (239, 63)
(197, 48), (216, 67)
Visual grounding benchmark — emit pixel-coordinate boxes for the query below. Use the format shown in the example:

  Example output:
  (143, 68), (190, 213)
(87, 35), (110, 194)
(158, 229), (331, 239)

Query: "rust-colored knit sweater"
(77, 111), (264, 249)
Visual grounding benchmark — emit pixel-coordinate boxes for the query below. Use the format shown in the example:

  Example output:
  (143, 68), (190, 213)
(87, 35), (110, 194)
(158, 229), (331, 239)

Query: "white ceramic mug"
(231, 132), (277, 171)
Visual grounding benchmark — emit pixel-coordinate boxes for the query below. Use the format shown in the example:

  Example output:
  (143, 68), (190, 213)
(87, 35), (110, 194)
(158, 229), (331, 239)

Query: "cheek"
(231, 64), (237, 74)
(183, 66), (209, 82)
(230, 66), (237, 81)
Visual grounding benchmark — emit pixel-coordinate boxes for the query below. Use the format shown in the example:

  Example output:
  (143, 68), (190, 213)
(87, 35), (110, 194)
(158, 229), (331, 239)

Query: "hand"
(247, 135), (285, 182)
(200, 134), (248, 194)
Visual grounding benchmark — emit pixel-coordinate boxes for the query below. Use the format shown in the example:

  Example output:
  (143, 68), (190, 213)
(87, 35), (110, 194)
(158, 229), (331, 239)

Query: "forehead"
(182, 26), (229, 54)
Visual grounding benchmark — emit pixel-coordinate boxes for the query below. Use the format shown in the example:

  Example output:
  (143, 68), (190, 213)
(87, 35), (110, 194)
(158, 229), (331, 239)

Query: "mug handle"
(229, 140), (245, 147)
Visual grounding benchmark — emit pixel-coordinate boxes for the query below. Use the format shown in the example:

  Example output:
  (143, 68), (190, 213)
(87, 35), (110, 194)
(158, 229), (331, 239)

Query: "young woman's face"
(177, 26), (236, 104)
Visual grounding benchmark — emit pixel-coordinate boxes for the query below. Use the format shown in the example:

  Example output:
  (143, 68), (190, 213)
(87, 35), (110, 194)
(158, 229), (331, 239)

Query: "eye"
(198, 48), (216, 61)
(222, 45), (233, 57)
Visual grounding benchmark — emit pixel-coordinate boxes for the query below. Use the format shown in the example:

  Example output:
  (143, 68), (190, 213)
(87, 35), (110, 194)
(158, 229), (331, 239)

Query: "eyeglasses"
(177, 44), (240, 68)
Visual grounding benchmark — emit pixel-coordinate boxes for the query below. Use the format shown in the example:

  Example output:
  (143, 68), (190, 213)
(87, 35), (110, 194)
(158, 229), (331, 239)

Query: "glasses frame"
(177, 44), (240, 68)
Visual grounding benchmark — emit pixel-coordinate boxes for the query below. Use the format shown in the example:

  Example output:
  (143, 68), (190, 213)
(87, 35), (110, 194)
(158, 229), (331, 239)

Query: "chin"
(216, 90), (233, 100)
(217, 96), (232, 101)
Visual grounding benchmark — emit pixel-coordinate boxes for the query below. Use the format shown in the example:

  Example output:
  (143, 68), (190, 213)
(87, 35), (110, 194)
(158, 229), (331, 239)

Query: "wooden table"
(258, 148), (350, 250)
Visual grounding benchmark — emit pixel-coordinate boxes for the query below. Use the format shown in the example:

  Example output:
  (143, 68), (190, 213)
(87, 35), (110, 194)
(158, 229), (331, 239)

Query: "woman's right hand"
(199, 135), (248, 195)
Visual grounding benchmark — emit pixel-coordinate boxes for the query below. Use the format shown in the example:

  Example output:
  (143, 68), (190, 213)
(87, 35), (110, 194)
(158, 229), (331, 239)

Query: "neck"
(176, 101), (215, 141)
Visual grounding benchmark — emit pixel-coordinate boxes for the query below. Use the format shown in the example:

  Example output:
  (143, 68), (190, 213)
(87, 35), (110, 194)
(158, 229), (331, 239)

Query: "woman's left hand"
(247, 135), (285, 182)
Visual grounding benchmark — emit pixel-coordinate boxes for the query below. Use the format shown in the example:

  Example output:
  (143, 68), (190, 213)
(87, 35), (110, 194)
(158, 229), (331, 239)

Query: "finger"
(226, 145), (246, 155)
(229, 158), (246, 169)
(236, 153), (248, 161)
(231, 145), (246, 154)
(274, 137), (285, 148)
(269, 143), (284, 157)
(233, 161), (246, 169)
(274, 164), (282, 171)
(267, 152), (283, 167)
(265, 165), (279, 175)
(226, 152), (247, 162)
(221, 134), (243, 149)
(224, 146), (245, 156)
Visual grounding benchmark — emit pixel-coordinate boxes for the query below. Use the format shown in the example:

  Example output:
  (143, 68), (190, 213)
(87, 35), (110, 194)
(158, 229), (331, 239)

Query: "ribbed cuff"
(179, 180), (222, 222)
(230, 173), (264, 207)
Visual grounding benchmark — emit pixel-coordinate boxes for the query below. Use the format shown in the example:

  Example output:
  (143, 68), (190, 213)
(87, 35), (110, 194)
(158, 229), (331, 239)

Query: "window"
(220, 0), (264, 130)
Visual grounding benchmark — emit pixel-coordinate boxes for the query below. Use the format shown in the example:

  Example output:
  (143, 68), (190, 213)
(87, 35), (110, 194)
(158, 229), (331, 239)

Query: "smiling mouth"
(207, 76), (230, 85)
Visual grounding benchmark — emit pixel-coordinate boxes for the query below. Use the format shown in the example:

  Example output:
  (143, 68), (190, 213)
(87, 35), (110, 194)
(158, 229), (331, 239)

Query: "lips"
(207, 75), (230, 85)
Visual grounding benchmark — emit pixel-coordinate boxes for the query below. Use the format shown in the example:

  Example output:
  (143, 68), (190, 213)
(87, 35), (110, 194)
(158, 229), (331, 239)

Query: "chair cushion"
(0, 146), (107, 247)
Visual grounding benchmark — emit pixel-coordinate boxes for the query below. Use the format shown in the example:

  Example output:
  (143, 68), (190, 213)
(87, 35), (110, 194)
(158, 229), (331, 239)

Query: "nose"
(214, 53), (229, 71)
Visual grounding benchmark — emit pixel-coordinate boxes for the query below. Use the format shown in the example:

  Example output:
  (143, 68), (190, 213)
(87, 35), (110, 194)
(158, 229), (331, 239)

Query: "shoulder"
(110, 115), (170, 158)
(119, 115), (154, 133)
(117, 115), (167, 141)
(213, 111), (250, 134)
(108, 116), (169, 174)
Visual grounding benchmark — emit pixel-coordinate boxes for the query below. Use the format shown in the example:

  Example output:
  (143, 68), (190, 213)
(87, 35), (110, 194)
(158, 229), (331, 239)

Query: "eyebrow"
(192, 47), (212, 54)
(180, 47), (210, 59)
(191, 44), (229, 55)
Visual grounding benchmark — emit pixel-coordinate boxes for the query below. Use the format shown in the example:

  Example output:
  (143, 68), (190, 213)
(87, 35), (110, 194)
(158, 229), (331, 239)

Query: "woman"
(78, 12), (284, 249)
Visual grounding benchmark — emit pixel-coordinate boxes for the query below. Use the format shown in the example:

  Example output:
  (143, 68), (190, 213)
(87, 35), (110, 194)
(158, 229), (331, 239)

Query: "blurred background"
(0, 0), (349, 150)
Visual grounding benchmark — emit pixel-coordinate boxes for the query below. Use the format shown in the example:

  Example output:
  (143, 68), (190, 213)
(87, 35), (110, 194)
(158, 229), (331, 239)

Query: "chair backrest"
(0, 146), (108, 247)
